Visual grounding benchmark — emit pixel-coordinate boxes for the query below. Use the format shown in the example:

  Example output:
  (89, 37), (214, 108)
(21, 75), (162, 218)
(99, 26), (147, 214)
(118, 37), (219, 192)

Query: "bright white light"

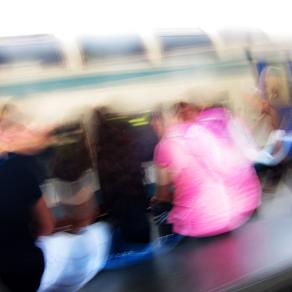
(0, 0), (291, 37)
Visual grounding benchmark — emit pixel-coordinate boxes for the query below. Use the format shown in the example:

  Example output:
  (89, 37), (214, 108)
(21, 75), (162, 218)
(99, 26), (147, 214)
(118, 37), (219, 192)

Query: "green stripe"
(0, 61), (249, 97)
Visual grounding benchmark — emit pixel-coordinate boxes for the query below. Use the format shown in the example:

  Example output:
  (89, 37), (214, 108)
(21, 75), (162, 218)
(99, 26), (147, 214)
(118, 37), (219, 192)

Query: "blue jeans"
(104, 232), (183, 270)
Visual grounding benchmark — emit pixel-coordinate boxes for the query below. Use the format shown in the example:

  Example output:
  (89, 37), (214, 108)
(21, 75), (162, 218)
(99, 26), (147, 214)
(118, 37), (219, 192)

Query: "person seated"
(247, 66), (289, 190)
(151, 99), (261, 237)
(42, 122), (99, 232)
(94, 109), (151, 252)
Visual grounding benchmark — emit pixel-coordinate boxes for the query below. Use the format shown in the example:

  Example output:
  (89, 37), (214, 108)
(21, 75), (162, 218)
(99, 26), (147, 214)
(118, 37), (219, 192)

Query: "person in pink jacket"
(152, 102), (261, 237)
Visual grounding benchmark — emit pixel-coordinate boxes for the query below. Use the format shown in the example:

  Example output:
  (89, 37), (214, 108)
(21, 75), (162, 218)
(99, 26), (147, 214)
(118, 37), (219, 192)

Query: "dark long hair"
(94, 109), (151, 244)
(95, 110), (148, 214)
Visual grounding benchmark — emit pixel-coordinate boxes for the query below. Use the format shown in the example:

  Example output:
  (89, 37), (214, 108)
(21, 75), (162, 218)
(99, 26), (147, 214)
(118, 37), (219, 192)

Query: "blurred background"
(2, 0), (292, 204)
(0, 0), (291, 128)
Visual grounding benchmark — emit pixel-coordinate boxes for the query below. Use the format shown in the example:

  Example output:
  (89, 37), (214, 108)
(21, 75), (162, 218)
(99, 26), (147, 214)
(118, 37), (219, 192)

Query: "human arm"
(152, 139), (173, 204)
(151, 166), (173, 204)
(53, 204), (101, 233)
(32, 197), (55, 236)
(57, 184), (100, 232)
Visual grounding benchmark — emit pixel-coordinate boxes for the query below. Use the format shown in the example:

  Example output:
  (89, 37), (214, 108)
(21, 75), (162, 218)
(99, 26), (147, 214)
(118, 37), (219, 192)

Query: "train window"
(159, 33), (213, 52)
(0, 35), (64, 67)
(80, 34), (146, 64)
(219, 29), (269, 46)
(157, 31), (216, 63)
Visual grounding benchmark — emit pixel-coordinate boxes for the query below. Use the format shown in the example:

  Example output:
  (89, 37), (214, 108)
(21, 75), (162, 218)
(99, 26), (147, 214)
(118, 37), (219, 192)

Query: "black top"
(0, 154), (42, 253)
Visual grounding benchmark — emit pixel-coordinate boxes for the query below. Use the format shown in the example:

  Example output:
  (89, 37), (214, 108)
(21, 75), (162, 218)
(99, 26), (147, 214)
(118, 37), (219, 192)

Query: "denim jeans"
(104, 232), (183, 270)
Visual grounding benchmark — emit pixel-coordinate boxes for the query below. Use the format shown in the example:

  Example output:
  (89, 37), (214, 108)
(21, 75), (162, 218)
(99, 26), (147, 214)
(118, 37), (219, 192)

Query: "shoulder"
(8, 153), (34, 165)
(7, 154), (37, 176)
(1, 154), (42, 202)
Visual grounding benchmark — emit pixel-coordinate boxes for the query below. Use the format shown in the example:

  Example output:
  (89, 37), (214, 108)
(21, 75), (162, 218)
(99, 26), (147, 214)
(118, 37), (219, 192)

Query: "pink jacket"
(154, 108), (261, 237)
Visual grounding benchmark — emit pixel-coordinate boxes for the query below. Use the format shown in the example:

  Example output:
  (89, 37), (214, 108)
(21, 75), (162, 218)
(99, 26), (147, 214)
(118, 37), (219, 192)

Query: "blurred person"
(252, 66), (290, 190)
(43, 121), (99, 231)
(151, 100), (262, 237)
(150, 102), (199, 236)
(241, 67), (283, 151)
(94, 109), (151, 252)
(0, 101), (55, 291)
(250, 66), (291, 151)
(0, 148), (54, 291)
(29, 121), (111, 292)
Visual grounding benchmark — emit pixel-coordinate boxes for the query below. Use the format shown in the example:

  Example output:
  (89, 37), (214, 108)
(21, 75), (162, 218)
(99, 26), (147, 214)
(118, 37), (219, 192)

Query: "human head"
(0, 101), (54, 154)
(184, 89), (230, 112)
(172, 101), (199, 122)
(259, 66), (286, 105)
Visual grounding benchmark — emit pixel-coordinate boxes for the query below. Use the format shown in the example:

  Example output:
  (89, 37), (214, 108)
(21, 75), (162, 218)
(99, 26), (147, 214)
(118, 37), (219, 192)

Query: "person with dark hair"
(95, 111), (151, 252)
(151, 101), (261, 238)
(43, 122), (99, 232)
(0, 153), (54, 292)
(0, 101), (56, 291)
